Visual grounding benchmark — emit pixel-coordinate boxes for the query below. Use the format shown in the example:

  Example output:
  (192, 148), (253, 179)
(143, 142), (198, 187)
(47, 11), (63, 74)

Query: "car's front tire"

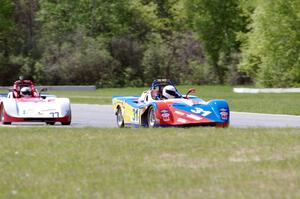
(116, 107), (124, 128)
(0, 105), (11, 125)
(147, 106), (157, 128)
(0, 104), (3, 122)
(46, 122), (55, 125)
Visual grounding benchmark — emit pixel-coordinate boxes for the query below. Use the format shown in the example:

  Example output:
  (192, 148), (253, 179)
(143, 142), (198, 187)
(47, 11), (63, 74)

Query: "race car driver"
(20, 87), (32, 97)
(162, 85), (182, 99)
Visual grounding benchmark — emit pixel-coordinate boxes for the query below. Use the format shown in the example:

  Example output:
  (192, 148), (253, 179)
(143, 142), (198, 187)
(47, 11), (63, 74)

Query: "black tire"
(116, 107), (124, 128)
(46, 122), (55, 125)
(147, 106), (157, 128)
(61, 122), (71, 125)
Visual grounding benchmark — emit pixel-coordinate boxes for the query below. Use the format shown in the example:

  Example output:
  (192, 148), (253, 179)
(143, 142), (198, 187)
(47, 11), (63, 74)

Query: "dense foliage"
(185, 0), (248, 84)
(239, 0), (300, 87)
(0, 0), (299, 87)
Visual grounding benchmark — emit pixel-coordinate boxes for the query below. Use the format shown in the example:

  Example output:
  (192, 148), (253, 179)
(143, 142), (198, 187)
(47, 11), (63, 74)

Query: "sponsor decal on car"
(160, 109), (170, 122)
(219, 108), (229, 120)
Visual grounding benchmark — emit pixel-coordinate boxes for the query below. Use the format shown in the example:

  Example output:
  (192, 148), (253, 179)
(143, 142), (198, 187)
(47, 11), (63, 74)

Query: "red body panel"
(154, 101), (215, 126)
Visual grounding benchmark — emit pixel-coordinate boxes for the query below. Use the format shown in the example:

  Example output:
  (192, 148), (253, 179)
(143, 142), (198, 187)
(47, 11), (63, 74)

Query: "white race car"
(0, 79), (71, 125)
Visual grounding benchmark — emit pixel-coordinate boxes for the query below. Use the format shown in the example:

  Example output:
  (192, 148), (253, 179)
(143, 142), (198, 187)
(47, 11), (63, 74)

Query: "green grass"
(50, 85), (300, 115)
(0, 127), (299, 198)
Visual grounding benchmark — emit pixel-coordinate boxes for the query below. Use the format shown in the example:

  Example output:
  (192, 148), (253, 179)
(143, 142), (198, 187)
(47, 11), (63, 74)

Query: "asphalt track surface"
(72, 104), (300, 128)
(2, 104), (299, 128)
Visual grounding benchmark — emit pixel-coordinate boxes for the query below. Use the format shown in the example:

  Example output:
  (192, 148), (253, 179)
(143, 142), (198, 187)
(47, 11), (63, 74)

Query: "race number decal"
(49, 112), (59, 118)
(191, 108), (211, 117)
(132, 108), (139, 122)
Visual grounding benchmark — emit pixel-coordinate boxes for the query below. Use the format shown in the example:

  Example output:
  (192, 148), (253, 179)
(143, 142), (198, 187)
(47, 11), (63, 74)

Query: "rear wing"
(150, 79), (182, 97)
(151, 79), (175, 89)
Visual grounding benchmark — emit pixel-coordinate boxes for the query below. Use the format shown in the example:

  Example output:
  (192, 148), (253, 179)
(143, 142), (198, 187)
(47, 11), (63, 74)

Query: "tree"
(0, 0), (22, 85)
(0, 0), (209, 86)
(0, 0), (13, 58)
(185, 0), (248, 83)
(35, 0), (195, 86)
(239, 0), (300, 87)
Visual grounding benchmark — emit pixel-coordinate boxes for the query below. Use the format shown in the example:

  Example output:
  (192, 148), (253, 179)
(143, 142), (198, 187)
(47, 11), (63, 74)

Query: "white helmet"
(162, 85), (181, 99)
(20, 87), (31, 97)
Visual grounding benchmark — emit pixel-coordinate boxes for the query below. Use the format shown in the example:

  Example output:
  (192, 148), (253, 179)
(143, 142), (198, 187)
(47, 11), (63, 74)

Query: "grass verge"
(0, 127), (299, 198)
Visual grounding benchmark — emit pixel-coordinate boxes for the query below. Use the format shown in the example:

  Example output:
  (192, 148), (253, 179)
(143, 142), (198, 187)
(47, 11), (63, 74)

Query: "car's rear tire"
(46, 122), (55, 125)
(0, 105), (11, 125)
(116, 107), (124, 128)
(61, 122), (71, 125)
(147, 106), (157, 128)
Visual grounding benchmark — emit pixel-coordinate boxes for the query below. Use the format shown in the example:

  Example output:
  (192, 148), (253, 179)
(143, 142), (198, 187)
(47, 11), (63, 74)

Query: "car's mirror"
(186, 88), (196, 99)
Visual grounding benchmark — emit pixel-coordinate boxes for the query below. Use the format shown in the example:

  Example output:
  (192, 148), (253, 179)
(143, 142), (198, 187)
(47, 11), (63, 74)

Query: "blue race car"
(112, 79), (230, 127)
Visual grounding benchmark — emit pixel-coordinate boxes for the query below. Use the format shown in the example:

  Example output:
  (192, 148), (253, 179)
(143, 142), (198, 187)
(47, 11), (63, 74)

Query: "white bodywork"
(1, 94), (71, 119)
(138, 90), (154, 104)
